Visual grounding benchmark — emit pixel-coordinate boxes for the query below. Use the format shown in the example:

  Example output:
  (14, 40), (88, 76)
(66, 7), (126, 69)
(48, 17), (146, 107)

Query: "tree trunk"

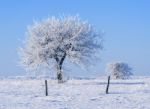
(55, 52), (66, 83)
(56, 65), (63, 83)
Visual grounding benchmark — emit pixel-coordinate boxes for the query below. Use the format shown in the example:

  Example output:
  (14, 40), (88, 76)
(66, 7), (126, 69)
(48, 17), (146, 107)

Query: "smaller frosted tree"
(106, 62), (132, 79)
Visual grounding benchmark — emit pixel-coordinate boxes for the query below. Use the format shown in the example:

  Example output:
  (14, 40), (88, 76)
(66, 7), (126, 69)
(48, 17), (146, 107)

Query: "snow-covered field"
(0, 76), (150, 109)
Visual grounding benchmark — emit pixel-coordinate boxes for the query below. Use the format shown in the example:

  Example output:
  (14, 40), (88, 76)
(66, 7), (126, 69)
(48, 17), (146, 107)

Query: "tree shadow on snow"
(108, 92), (134, 94)
(83, 82), (145, 85)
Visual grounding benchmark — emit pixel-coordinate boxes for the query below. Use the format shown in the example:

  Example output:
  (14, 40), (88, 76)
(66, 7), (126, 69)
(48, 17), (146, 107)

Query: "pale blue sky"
(0, 0), (150, 76)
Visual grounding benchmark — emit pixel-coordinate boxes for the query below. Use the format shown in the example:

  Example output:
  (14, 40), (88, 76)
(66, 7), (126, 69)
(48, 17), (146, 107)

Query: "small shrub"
(106, 62), (133, 79)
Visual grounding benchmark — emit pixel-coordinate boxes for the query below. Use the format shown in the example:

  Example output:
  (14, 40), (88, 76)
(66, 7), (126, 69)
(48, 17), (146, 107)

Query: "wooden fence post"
(45, 80), (48, 96)
(106, 76), (110, 94)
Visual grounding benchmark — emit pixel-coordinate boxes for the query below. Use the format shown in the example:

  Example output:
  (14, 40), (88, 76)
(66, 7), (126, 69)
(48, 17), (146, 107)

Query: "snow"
(0, 76), (150, 109)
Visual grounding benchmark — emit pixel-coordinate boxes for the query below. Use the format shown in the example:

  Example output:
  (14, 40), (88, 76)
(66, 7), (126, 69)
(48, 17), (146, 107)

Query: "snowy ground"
(0, 76), (150, 109)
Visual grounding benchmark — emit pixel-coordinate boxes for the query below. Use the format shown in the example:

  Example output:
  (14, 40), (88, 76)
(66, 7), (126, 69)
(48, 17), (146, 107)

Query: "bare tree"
(19, 16), (103, 83)
(106, 62), (132, 79)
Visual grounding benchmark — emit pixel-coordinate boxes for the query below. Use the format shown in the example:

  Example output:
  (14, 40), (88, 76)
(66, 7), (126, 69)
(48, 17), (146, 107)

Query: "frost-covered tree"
(19, 16), (103, 83)
(106, 62), (132, 79)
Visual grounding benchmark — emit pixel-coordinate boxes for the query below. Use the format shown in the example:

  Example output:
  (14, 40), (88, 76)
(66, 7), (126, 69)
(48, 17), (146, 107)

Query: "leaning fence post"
(45, 80), (48, 96)
(106, 76), (110, 94)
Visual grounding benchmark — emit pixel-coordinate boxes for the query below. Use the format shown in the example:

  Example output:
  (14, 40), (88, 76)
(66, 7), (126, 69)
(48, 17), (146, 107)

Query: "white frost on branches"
(106, 62), (133, 79)
(19, 16), (103, 75)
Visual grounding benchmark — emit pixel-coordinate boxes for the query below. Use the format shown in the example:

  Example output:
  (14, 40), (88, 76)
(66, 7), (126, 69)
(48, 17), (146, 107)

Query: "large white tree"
(106, 62), (133, 79)
(19, 16), (103, 82)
